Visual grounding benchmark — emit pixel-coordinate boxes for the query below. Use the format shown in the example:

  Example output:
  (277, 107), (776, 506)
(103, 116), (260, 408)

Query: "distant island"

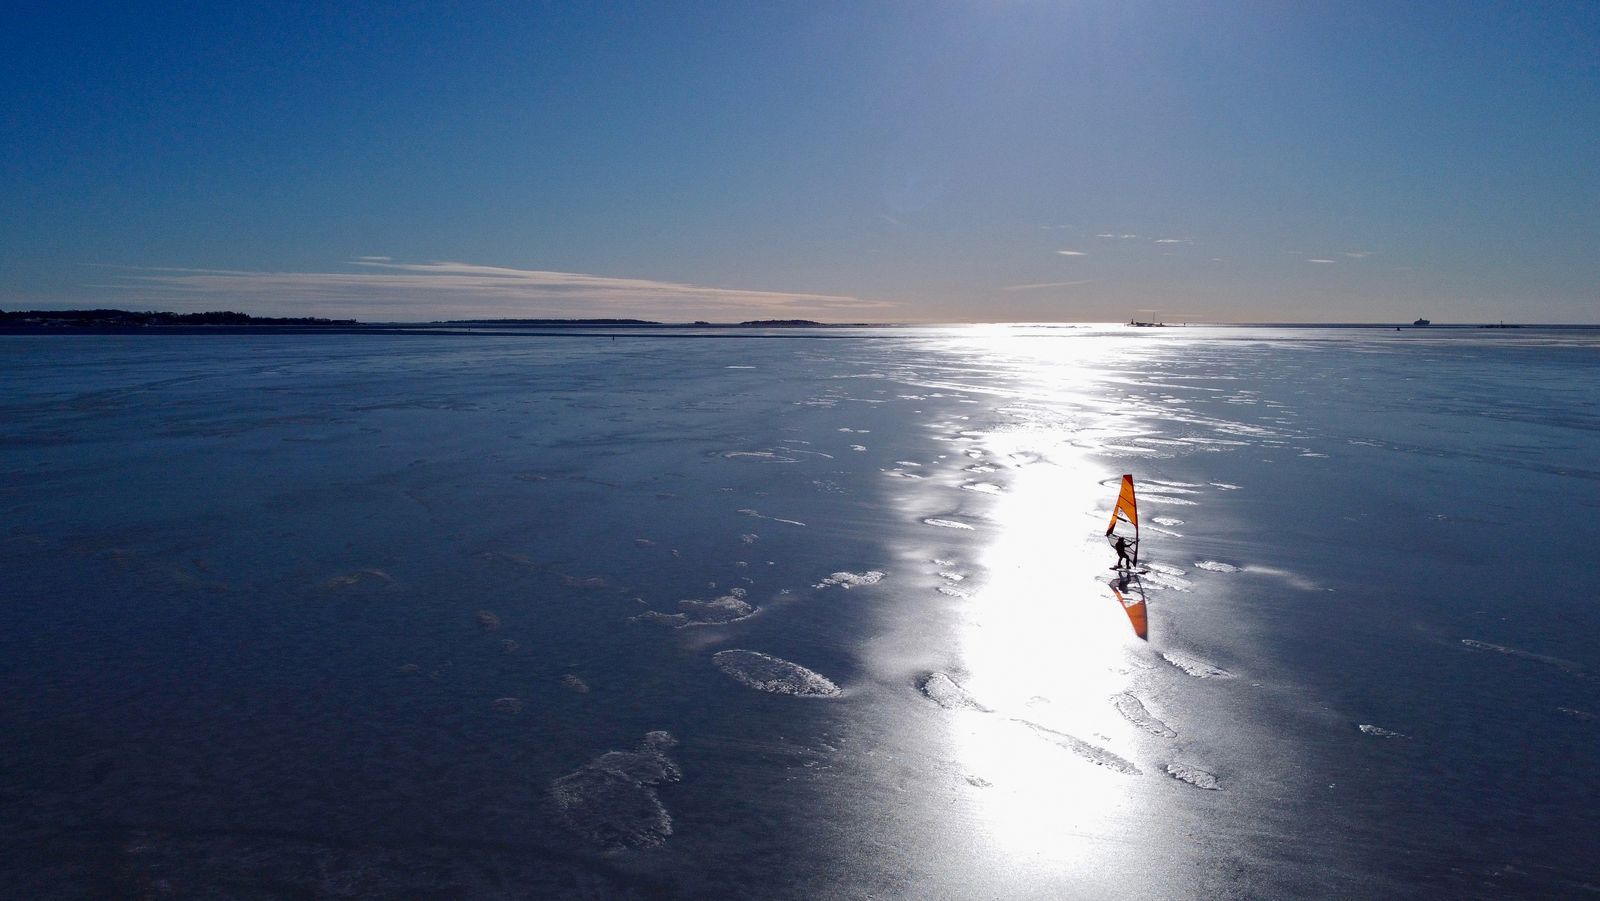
(1, 308), (356, 327)
(442, 318), (661, 326)
(0, 310), (860, 334)
(0, 310), (857, 333)
(441, 318), (826, 327)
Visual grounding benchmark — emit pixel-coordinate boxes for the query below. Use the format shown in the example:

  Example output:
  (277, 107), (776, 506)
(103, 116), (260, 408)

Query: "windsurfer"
(1112, 535), (1134, 569)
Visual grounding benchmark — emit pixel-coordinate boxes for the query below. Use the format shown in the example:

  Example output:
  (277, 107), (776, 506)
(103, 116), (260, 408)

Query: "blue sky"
(3, 2), (1597, 322)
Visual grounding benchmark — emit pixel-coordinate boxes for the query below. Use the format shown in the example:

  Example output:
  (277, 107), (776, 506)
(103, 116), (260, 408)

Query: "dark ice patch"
(321, 568), (395, 594)
(552, 731), (681, 851)
(633, 589), (757, 628)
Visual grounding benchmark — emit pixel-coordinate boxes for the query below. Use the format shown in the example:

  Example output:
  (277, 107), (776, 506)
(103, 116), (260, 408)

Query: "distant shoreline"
(3, 308), (1596, 334)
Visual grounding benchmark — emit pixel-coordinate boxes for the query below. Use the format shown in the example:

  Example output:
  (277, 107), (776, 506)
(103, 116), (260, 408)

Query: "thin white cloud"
(1095, 233), (1116, 238)
(1343, 251), (1374, 259)
(1056, 249), (1087, 256)
(1306, 258), (1337, 264)
(1000, 279), (1099, 291)
(108, 260), (890, 322)
(1154, 238), (1191, 245)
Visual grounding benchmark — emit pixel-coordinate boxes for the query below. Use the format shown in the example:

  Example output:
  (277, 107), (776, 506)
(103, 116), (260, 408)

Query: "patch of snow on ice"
(814, 571), (885, 590)
(1460, 639), (1585, 676)
(714, 650), (841, 697)
(1165, 763), (1221, 790)
(722, 450), (800, 463)
(1141, 571), (1192, 591)
(1020, 721), (1142, 774)
(676, 594), (756, 624)
(1160, 652), (1233, 679)
(738, 508), (806, 526)
(919, 672), (991, 711)
(1112, 692), (1176, 737)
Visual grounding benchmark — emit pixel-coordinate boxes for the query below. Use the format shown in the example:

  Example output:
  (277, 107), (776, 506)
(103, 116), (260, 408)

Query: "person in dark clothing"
(1112, 535), (1134, 569)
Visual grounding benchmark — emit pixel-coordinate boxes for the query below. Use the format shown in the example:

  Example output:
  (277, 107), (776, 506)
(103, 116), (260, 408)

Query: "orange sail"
(1105, 474), (1139, 533)
(1104, 474), (1140, 567)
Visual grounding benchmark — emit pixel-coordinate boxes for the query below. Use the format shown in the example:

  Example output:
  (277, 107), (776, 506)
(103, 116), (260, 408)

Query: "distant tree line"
(444, 318), (661, 325)
(0, 308), (357, 326)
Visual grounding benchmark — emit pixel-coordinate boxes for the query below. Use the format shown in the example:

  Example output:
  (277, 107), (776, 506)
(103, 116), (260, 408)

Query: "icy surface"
(3, 326), (1598, 898)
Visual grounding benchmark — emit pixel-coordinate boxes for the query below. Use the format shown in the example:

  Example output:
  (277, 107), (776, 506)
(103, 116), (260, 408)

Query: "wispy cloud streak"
(108, 260), (890, 322)
(1000, 279), (1099, 292)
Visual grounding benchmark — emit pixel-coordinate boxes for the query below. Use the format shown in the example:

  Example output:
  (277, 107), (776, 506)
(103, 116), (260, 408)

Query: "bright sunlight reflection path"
(941, 333), (1157, 872)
